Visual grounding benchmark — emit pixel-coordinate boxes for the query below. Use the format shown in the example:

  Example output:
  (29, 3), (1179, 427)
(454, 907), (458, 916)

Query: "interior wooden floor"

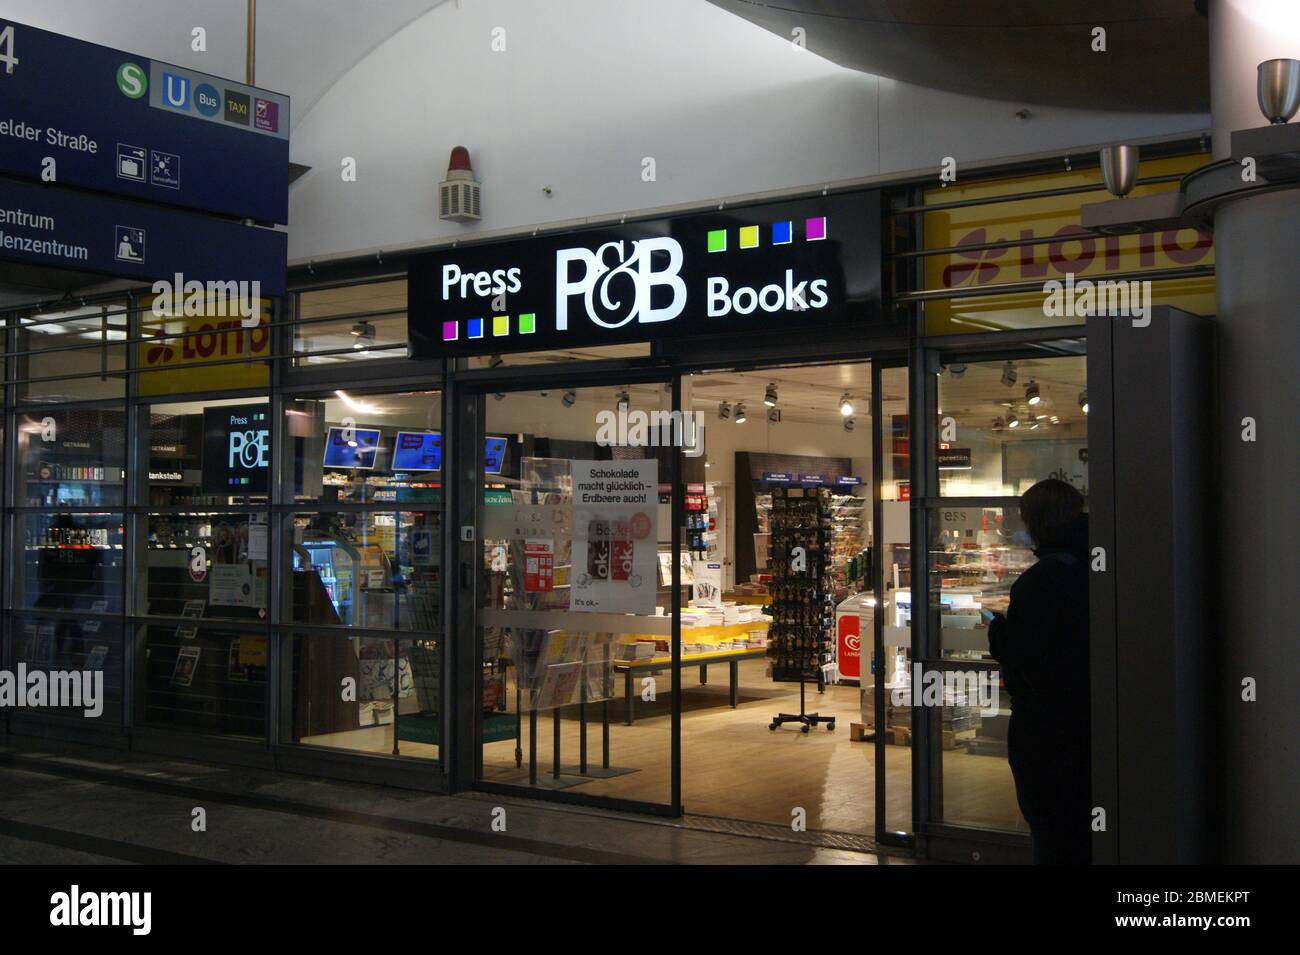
(302, 658), (1027, 836)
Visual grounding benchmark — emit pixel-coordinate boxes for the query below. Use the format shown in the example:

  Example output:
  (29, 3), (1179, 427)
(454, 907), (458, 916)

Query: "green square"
(492, 314), (509, 336)
(739, 225), (759, 249)
(518, 313), (535, 334)
(707, 229), (727, 253)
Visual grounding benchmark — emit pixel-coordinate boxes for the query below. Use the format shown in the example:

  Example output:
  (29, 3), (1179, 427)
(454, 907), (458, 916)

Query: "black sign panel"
(201, 404), (270, 494)
(408, 191), (883, 358)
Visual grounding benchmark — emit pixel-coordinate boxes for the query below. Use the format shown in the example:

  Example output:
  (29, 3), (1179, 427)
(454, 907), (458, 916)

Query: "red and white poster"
(523, 539), (554, 592)
(570, 460), (658, 614)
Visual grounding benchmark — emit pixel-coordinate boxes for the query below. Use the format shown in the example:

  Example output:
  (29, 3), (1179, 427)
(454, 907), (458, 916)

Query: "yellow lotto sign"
(138, 297), (271, 395)
(922, 154), (1216, 334)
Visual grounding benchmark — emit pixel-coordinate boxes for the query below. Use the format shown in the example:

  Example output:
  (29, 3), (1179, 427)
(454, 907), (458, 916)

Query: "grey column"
(1207, 0), (1300, 864)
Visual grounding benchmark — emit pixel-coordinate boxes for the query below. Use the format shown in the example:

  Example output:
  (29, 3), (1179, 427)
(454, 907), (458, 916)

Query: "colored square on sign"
(467, 318), (484, 339)
(518, 313), (536, 334)
(772, 220), (793, 245)
(442, 321), (458, 341)
(492, 315), (509, 336)
(805, 216), (827, 241)
(739, 225), (759, 249)
(707, 229), (727, 253)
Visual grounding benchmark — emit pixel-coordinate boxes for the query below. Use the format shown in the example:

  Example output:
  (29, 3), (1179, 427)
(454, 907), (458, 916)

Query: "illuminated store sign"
(201, 404), (269, 494)
(409, 192), (883, 357)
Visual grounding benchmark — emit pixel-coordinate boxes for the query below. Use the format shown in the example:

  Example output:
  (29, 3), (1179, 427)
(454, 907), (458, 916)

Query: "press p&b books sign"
(408, 191), (883, 357)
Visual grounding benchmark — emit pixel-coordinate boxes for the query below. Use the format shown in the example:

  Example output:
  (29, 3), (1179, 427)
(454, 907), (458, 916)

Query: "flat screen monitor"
(484, 436), (508, 474)
(323, 426), (382, 469)
(392, 431), (442, 471)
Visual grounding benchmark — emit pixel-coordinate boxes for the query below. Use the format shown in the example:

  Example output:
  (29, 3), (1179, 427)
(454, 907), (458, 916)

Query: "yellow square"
(492, 315), (509, 336)
(739, 225), (759, 249)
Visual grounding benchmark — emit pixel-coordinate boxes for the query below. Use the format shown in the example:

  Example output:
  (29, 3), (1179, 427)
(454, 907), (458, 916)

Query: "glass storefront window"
(12, 613), (124, 722)
(928, 504), (1035, 660)
(286, 390), (442, 505)
(139, 397), (271, 506)
(937, 355), (1088, 498)
(294, 281), (407, 366)
(14, 407), (126, 507)
(137, 513), (269, 621)
(137, 622), (267, 737)
(15, 304), (128, 402)
(285, 510), (440, 631)
(285, 633), (439, 759)
(16, 512), (125, 613)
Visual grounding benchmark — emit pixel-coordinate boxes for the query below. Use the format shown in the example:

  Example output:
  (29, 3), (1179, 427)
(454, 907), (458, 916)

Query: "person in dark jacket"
(986, 479), (1090, 864)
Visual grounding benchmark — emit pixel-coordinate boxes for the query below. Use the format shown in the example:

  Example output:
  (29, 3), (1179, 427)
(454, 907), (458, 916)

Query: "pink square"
(442, 321), (458, 341)
(805, 216), (827, 241)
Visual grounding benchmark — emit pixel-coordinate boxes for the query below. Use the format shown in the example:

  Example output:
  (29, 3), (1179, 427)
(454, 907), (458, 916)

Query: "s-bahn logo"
(555, 237), (686, 329)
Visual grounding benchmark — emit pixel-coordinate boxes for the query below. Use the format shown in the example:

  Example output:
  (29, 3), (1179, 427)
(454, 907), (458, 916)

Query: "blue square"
(467, 318), (484, 339)
(772, 220), (793, 245)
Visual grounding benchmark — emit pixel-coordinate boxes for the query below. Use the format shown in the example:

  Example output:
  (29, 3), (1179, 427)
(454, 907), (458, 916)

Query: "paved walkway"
(0, 738), (911, 865)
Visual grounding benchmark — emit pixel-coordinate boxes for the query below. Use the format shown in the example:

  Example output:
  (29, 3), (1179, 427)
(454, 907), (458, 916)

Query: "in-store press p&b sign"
(408, 192), (883, 357)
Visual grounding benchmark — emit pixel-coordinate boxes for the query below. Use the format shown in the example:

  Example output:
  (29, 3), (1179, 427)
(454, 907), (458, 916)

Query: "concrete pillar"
(1207, 0), (1300, 863)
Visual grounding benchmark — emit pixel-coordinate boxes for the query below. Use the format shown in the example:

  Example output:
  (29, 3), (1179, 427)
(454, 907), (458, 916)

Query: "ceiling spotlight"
(561, 390), (576, 408)
(1050, 415), (1060, 424)
(764, 382), (778, 407)
(717, 400), (731, 420)
(704, 458), (711, 468)
(1001, 361), (1017, 387)
(992, 417), (1004, 432)
(492, 392), (505, 401)
(735, 402), (747, 424)
(1007, 411), (1020, 429)
(839, 393), (854, 416)
(768, 407), (781, 423)
(949, 363), (967, 378)
(843, 416), (856, 432)
(1030, 422), (1040, 430)
(488, 354), (504, 369)
(1079, 390), (1089, 414)
(351, 321), (375, 350)
(616, 388), (630, 410)
(1025, 380), (1041, 405)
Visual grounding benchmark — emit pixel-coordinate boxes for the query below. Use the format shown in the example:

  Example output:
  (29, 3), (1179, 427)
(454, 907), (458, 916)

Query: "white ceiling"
(0, 0), (448, 128)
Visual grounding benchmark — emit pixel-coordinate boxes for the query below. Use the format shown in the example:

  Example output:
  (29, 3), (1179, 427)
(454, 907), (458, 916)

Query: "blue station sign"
(0, 19), (289, 223)
(0, 176), (287, 295)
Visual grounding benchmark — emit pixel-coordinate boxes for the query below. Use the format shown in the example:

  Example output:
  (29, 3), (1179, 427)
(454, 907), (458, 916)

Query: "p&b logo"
(555, 238), (686, 330)
(228, 426), (268, 470)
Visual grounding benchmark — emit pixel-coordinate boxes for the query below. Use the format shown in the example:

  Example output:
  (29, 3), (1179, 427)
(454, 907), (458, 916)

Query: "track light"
(616, 388), (629, 410)
(1025, 380), (1041, 405)
(1007, 411), (1020, 429)
(717, 400), (731, 420)
(561, 390), (576, 408)
(735, 402), (747, 424)
(488, 354), (504, 369)
(1001, 361), (1017, 387)
(839, 393), (854, 417)
(764, 382), (778, 407)
(992, 417), (1004, 432)
(843, 416), (855, 432)
(351, 321), (375, 350)
(1079, 390), (1089, 414)
(768, 407), (781, 423)
(949, 363), (967, 378)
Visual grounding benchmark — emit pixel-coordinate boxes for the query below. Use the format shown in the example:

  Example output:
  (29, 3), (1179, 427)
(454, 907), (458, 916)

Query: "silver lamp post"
(1100, 144), (1139, 198)
(1257, 58), (1300, 125)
